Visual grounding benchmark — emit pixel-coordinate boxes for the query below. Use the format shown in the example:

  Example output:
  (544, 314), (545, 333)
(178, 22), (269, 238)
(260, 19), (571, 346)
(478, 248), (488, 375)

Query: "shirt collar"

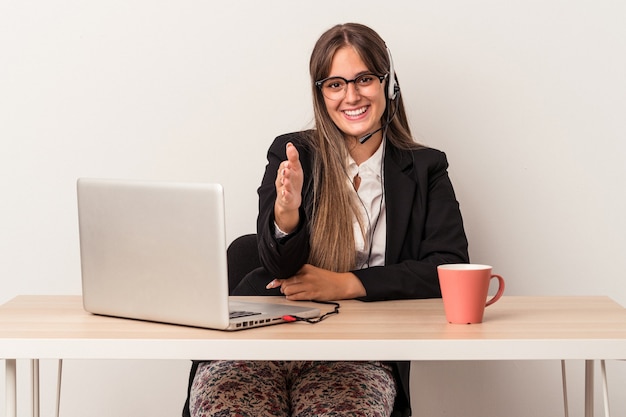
(347, 137), (385, 179)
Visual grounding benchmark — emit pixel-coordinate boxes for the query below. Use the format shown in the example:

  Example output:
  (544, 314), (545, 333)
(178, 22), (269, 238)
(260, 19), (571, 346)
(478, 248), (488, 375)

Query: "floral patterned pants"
(189, 360), (397, 417)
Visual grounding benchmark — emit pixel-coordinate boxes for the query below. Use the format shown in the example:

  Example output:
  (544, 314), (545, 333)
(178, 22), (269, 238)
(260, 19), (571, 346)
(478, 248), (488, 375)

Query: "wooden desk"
(2, 295), (626, 417)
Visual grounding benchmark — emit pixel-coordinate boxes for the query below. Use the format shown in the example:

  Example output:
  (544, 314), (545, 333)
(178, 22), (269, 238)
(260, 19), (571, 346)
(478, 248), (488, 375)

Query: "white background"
(1, 1), (625, 416)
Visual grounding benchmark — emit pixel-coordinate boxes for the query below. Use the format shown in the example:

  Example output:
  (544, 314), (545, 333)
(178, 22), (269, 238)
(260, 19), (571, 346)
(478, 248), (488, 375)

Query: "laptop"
(76, 178), (320, 330)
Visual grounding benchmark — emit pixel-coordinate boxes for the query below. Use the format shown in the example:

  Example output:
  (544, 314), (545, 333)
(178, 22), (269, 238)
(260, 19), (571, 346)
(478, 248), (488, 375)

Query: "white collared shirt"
(274, 140), (387, 270)
(346, 140), (387, 269)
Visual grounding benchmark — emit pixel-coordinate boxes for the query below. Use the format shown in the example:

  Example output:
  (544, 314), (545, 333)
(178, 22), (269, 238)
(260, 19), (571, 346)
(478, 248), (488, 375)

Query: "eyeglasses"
(315, 73), (387, 101)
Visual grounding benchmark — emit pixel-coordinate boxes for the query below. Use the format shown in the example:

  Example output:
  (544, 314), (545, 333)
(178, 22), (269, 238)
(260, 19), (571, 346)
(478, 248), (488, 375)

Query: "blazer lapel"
(383, 146), (417, 264)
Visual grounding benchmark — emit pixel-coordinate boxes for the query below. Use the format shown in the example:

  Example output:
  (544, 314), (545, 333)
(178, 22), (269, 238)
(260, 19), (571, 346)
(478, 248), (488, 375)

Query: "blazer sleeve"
(353, 148), (469, 301)
(256, 132), (313, 279)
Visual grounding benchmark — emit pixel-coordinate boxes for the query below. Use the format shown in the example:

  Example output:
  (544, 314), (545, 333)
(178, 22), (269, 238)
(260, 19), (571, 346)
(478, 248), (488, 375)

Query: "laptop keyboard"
(230, 310), (261, 319)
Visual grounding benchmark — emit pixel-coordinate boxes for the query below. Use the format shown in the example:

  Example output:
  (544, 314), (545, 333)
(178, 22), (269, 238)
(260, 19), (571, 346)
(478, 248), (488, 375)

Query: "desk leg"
(561, 360), (569, 417)
(601, 360), (610, 417)
(55, 359), (63, 417)
(6, 359), (17, 417)
(585, 360), (594, 417)
(31, 359), (40, 417)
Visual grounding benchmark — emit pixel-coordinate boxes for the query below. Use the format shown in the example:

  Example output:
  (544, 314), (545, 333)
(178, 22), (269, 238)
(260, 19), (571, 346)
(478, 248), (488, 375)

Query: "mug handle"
(485, 274), (505, 307)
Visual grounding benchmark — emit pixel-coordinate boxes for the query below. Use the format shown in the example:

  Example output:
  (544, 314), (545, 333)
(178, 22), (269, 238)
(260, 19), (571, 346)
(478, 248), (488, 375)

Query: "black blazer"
(255, 131), (470, 416)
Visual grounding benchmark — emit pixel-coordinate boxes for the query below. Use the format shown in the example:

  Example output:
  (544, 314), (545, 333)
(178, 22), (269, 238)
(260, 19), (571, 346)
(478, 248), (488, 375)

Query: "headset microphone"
(358, 47), (400, 145)
(358, 126), (383, 144)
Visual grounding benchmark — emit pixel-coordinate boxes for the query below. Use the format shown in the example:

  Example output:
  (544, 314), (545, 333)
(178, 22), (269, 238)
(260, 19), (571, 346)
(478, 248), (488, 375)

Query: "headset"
(358, 47), (400, 144)
(386, 47), (400, 101)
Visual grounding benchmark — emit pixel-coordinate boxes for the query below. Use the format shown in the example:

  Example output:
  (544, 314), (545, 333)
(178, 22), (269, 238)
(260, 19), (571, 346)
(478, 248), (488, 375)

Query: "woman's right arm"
(256, 133), (313, 279)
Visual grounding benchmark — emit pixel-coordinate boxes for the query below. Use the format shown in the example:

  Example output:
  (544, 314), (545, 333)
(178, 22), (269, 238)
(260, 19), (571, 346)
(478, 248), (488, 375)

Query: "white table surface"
(2, 295), (626, 417)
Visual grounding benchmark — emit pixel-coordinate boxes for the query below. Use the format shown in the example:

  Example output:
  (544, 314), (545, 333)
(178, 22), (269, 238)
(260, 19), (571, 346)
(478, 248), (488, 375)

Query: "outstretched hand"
(274, 142), (303, 234)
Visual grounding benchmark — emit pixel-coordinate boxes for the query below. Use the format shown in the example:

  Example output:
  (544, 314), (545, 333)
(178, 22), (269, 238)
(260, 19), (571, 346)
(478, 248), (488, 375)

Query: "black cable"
(282, 300), (340, 324)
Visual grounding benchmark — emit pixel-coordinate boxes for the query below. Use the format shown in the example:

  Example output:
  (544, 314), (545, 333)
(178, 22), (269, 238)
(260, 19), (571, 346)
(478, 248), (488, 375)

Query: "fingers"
(275, 143), (303, 212)
(265, 277), (304, 299)
(286, 142), (300, 165)
(279, 143), (301, 186)
(265, 279), (282, 290)
(265, 278), (300, 293)
(265, 268), (315, 300)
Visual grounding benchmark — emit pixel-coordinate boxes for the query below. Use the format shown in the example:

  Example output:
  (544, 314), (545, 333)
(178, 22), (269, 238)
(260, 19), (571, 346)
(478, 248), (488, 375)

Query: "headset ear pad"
(386, 47), (399, 100)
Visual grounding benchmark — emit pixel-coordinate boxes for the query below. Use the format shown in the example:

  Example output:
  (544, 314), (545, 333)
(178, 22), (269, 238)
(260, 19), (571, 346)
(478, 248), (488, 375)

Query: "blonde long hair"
(307, 23), (419, 272)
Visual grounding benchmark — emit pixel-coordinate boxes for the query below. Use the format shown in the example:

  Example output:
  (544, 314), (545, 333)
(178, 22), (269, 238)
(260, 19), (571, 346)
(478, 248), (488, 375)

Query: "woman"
(186, 23), (469, 417)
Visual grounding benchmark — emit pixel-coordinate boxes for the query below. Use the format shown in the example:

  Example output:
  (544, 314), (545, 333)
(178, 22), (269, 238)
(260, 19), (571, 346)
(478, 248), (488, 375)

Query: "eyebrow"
(324, 70), (374, 79)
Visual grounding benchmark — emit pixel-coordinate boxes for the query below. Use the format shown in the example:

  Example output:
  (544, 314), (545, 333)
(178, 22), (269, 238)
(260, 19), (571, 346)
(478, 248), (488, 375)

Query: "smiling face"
(323, 46), (387, 144)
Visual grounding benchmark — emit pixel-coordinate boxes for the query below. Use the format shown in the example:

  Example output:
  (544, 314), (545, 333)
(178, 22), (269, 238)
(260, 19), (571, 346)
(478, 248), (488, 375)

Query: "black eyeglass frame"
(314, 73), (388, 95)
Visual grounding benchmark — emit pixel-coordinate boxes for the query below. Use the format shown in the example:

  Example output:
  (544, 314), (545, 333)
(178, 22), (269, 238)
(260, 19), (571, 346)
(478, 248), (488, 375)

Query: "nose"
(344, 81), (361, 102)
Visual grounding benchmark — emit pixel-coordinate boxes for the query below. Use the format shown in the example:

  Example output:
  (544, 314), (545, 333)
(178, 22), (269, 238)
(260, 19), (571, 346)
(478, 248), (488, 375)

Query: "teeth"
(344, 107), (367, 117)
